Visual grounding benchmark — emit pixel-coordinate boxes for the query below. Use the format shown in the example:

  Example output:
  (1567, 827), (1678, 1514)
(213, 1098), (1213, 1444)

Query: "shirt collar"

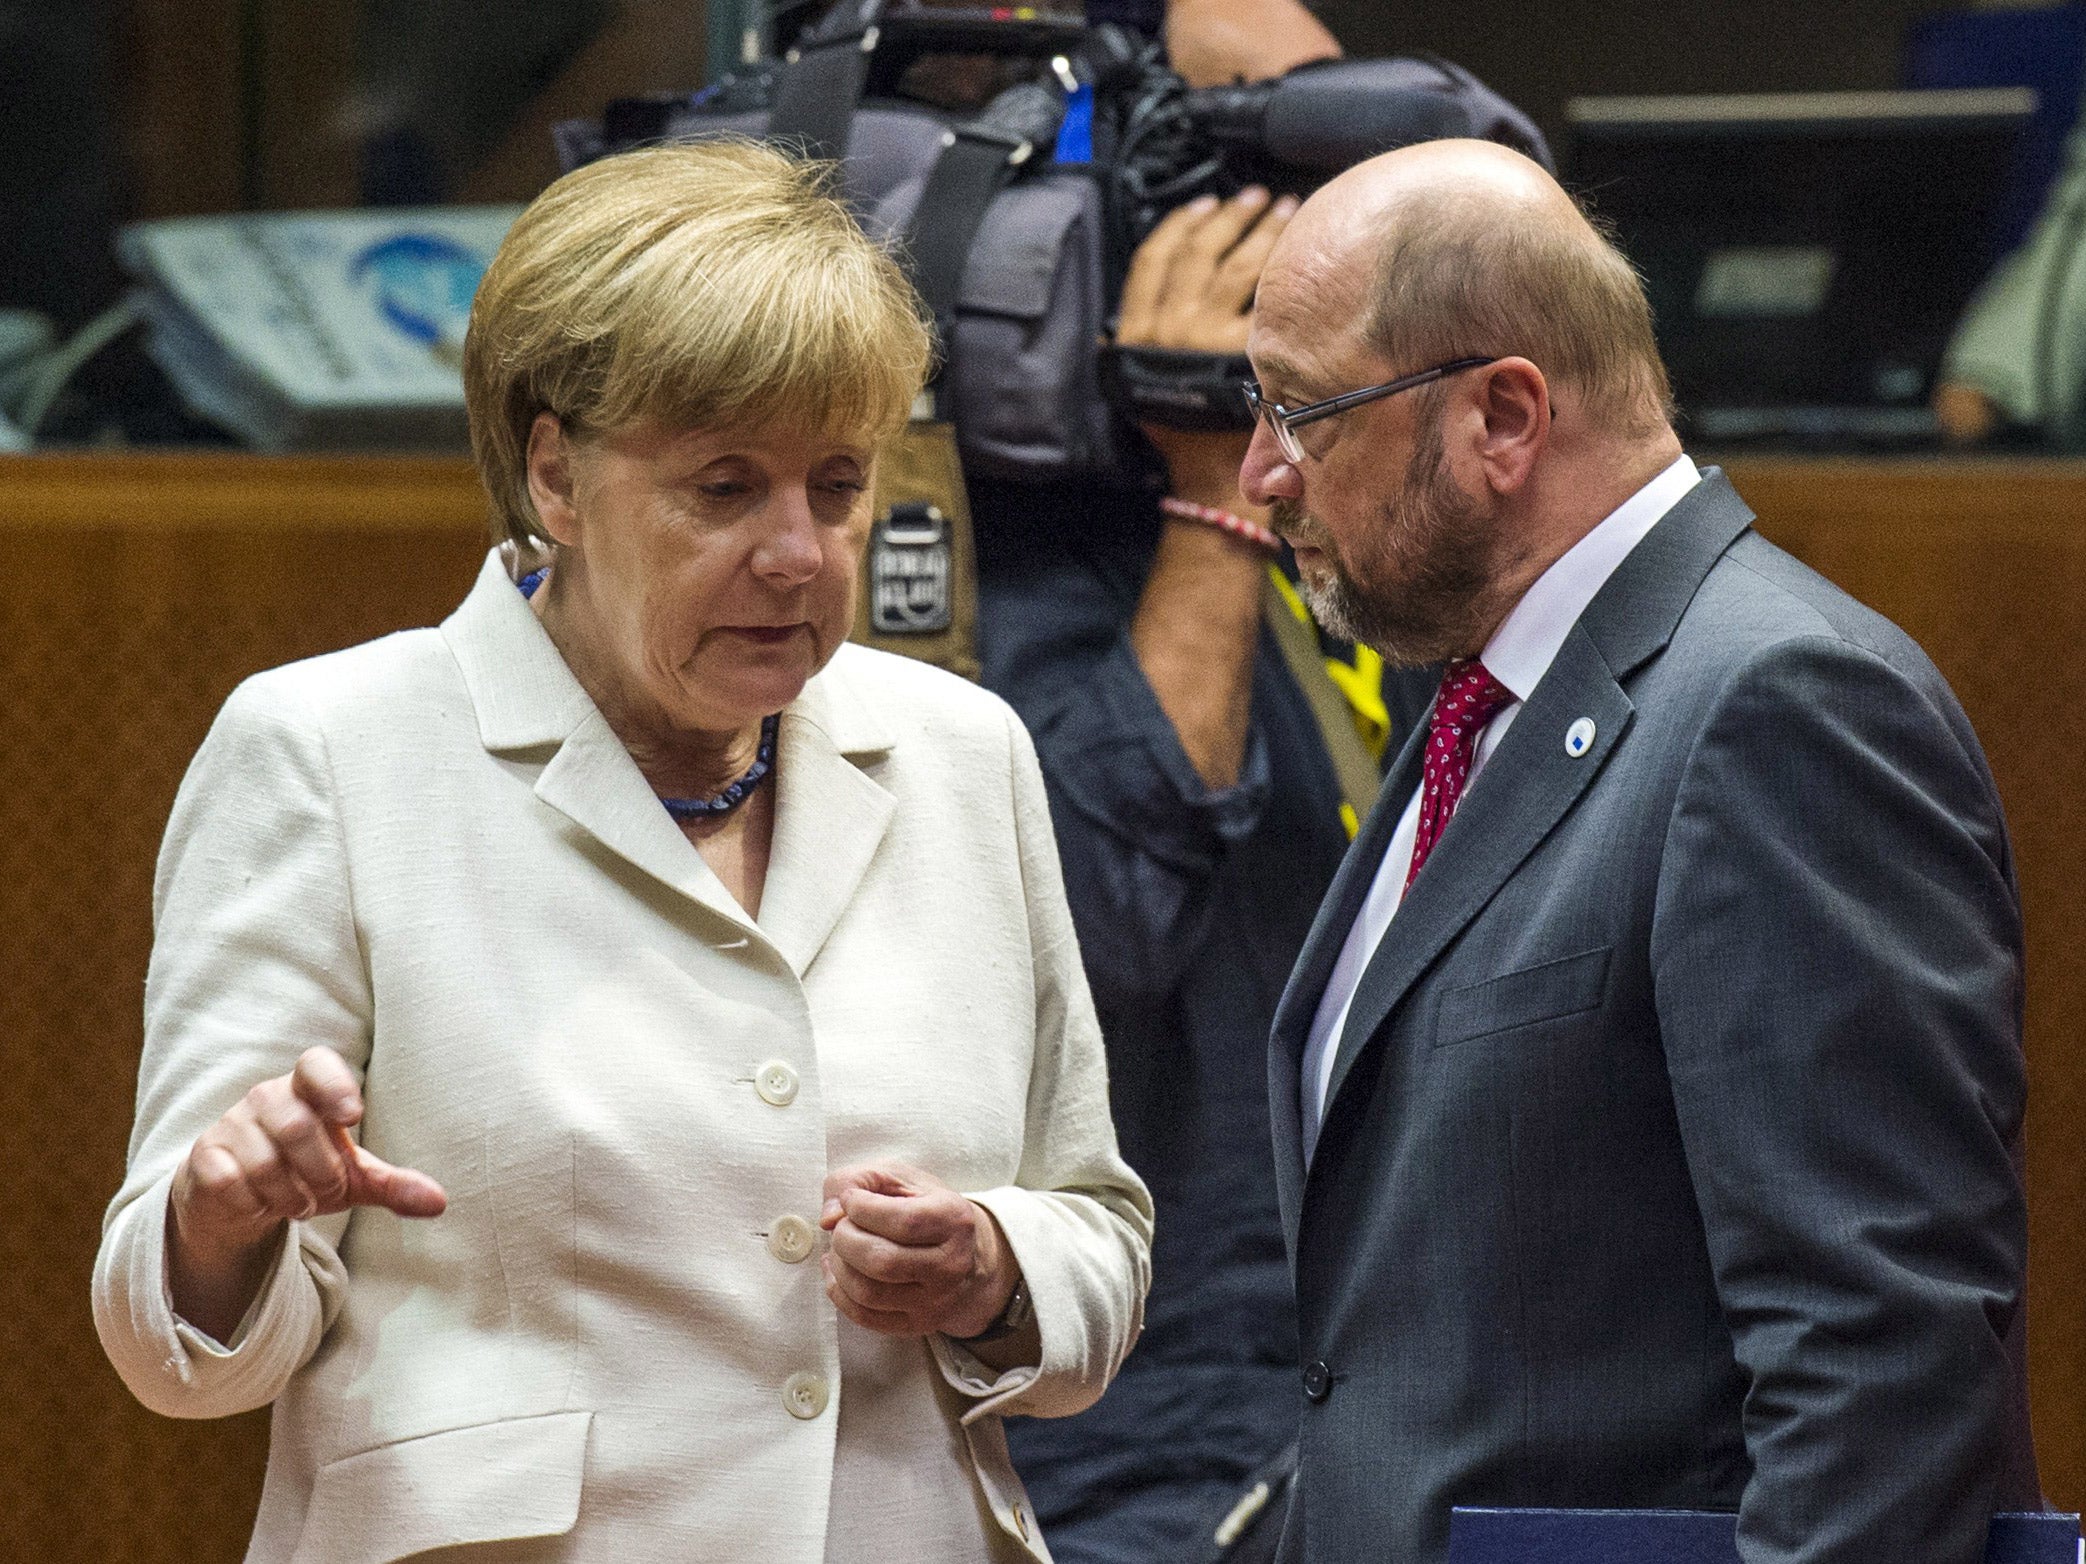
(1480, 453), (1701, 702)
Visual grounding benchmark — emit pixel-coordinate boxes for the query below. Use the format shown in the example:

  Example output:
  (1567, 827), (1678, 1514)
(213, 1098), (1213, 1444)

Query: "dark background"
(1322, 0), (1962, 156)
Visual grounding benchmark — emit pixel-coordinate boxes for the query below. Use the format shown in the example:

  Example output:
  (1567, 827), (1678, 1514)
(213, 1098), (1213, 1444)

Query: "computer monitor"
(1565, 88), (2034, 444)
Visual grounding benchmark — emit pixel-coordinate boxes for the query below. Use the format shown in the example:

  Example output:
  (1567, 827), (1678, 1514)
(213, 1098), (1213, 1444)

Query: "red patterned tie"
(1405, 658), (1516, 890)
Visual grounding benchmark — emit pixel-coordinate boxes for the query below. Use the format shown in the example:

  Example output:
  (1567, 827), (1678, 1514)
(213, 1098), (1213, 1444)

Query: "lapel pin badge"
(1565, 717), (1596, 758)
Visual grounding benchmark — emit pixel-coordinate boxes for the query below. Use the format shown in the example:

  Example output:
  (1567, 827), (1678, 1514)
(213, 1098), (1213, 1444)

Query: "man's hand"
(820, 1163), (1019, 1340)
(167, 1045), (447, 1340)
(1117, 187), (1297, 505)
(1119, 186), (1295, 357)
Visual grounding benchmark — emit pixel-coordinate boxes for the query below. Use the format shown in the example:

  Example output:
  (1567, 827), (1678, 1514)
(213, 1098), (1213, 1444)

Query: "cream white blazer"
(94, 552), (1153, 1564)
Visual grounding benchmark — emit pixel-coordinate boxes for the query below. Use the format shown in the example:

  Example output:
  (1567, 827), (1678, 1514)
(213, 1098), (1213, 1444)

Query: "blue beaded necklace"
(520, 567), (779, 821)
(659, 713), (779, 821)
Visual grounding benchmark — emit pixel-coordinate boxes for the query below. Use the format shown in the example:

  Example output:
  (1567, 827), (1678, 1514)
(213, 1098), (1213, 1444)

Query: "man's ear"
(1470, 357), (1549, 497)
(525, 412), (581, 549)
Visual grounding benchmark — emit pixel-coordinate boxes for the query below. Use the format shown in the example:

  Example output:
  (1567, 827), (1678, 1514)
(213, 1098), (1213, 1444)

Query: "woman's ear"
(525, 412), (582, 549)
(1471, 357), (1550, 497)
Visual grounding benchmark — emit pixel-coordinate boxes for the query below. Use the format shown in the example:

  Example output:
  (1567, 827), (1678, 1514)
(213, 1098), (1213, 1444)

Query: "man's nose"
(1240, 419), (1300, 510)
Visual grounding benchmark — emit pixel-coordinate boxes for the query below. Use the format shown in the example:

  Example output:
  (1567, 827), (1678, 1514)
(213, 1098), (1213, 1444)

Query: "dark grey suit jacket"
(1270, 472), (2040, 1564)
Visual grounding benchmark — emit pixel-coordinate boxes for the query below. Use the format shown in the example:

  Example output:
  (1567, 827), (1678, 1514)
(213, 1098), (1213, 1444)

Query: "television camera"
(558, 0), (1548, 488)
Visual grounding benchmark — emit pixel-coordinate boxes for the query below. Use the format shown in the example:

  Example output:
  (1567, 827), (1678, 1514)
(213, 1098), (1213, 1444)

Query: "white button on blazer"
(93, 551), (1153, 1564)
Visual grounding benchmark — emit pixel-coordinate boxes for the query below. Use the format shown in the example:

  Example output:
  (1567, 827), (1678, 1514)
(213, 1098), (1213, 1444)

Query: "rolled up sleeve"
(1024, 630), (1274, 999)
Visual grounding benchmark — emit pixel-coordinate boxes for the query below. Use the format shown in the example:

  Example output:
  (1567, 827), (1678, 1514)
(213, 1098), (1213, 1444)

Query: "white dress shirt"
(1298, 454), (1702, 1161)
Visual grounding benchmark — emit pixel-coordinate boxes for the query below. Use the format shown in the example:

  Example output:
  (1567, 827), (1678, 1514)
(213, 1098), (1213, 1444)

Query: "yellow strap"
(1267, 567), (1390, 762)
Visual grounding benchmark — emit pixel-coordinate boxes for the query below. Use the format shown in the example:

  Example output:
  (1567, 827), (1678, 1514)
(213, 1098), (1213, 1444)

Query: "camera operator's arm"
(1120, 187), (1296, 787)
(1163, 0), (1340, 89)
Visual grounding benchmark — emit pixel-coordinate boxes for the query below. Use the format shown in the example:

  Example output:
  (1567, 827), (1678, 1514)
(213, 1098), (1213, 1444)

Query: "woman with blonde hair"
(94, 139), (1151, 1564)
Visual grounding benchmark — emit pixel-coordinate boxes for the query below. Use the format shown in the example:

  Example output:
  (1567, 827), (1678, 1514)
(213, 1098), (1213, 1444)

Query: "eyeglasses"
(1241, 356), (1500, 464)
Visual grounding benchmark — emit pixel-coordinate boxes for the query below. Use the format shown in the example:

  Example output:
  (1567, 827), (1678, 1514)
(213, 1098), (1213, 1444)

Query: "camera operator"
(978, 6), (1436, 1559)
(1095, 0), (1338, 86)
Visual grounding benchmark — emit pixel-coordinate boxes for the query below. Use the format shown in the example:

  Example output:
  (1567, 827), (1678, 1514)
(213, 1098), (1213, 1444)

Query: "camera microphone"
(1180, 59), (1525, 172)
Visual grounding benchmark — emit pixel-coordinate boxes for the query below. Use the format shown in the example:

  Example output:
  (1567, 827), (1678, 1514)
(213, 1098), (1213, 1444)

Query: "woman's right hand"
(167, 1045), (446, 1342)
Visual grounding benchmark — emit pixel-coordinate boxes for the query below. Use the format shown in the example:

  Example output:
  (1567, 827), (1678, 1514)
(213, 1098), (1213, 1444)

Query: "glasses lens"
(1245, 383), (1303, 463)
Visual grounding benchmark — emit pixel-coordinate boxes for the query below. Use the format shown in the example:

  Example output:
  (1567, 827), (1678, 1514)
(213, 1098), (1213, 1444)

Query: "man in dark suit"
(1238, 138), (2042, 1564)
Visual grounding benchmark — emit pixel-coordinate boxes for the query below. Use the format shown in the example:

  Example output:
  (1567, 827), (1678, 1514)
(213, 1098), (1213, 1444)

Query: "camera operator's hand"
(1119, 186), (1294, 357)
(1117, 187), (1297, 507)
(1117, 189), (1296, 791)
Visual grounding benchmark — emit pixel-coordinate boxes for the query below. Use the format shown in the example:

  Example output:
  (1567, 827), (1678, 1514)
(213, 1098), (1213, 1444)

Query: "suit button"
(767, 1214), (816, 1264)
(1302, 1360), (1332, 1402)
(783, 1370), (829, 1419)
(755, 1060), (799, 1106)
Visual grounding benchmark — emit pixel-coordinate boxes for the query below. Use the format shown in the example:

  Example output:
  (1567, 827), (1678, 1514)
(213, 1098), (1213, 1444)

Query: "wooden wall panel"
(457, 0), (710, 207)
(1, 452), (2080, 1559)
(1726, 455), (2086, 1513)
(118, 0), (243, 217)
(253, 0), (361, 211)
(114, 0), (709, 219)
(0, 454), (486, 1564)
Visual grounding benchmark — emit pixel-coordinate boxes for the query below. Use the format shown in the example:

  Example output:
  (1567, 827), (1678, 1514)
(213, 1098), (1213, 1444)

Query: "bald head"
(1265, 139), (1675, 440)
(1279, 140), (1575, 268)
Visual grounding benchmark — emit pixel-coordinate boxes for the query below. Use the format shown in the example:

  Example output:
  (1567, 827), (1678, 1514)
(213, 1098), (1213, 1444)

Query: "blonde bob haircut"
(463, 138), (933, 550)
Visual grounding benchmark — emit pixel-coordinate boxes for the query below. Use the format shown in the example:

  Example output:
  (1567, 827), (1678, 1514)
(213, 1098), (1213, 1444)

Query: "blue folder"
(1447, 1508), (2081, 1564)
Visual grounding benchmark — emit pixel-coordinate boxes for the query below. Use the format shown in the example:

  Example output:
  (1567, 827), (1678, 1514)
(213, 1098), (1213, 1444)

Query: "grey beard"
(1276, 490), (1498, 669)
(1293, 563), (1371, 646)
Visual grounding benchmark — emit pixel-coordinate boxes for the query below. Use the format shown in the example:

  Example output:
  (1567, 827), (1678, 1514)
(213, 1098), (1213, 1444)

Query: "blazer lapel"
(1319, 629), (1634, 1116)
(438, 550), (763, 941)
(1269, 720), (1430, 1229)
(531, 711), (758, 935)
(1311, 469), (1758, 1148)
(756, 657), (897, 979)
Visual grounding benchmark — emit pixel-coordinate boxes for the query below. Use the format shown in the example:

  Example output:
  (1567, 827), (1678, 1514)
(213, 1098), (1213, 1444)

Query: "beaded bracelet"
(1158, 495), (1282, 552)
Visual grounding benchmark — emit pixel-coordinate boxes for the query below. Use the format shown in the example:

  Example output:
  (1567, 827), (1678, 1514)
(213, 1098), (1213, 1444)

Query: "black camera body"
(558, 0), (1548, 487)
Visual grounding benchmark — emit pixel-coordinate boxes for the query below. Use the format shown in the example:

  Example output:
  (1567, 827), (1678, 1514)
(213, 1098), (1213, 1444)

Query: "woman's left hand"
(821, 1163), (1020, 1339)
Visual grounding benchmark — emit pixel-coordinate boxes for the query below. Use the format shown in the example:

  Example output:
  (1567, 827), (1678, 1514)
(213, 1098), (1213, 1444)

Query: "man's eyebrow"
(1249, 352), (1315, 401)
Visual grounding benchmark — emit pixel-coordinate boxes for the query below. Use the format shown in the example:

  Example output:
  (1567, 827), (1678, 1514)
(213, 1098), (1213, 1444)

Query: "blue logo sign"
(349, 232), (489, 353)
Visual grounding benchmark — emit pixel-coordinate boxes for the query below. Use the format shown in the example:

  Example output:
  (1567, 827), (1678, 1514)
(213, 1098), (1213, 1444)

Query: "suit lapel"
(531, 710), (759, 934)
(1307, 470), (1759, 1158)
(1269, 719), (1431, 1225)
(1320, 628), (1633, 1114)
(756, 658), (896, 978)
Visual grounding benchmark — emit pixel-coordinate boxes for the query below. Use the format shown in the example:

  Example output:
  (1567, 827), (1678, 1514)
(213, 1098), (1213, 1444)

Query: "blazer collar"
(1285, 469), (1755, 1190)
(1575, 466), (1755, 682)
(442, 549), (598, 749)
(440, 551), (897, 971)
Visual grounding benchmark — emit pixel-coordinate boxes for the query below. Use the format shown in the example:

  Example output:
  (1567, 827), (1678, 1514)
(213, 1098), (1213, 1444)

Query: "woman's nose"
(752, 490), (826, 583)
